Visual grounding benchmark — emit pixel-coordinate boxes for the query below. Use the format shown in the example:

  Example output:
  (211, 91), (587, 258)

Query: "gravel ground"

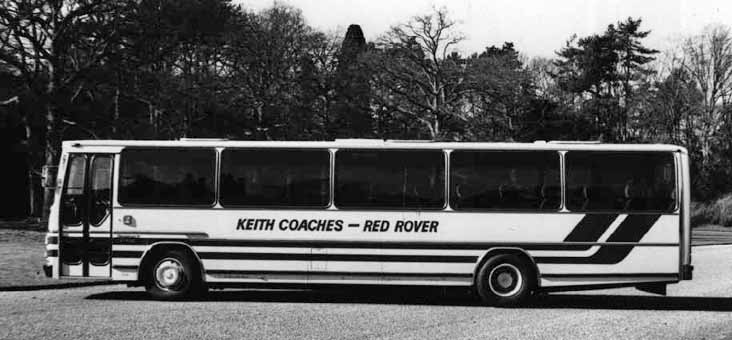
(2, 245), (732, 340)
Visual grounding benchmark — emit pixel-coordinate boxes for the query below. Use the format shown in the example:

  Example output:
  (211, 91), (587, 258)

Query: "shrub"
(691, 194), (732, 228)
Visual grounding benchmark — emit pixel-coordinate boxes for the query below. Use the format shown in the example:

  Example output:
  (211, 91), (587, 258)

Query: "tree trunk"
(22, 116), (36, 217)
(42, 104), (58, 222)
(112, 86), (119, 136)
(42, 65), (59, 222)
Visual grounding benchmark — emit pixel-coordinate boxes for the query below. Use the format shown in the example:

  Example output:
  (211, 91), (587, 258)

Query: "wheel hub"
(496, 272), (514, 288)
(154, 258), (185, 290)
(488, 263), (523, 297)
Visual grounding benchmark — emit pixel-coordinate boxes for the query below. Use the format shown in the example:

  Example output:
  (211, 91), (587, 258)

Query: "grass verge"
(0, 228), (110, 290)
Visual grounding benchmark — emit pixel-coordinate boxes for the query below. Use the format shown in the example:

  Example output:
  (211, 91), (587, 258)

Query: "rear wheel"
(476, 254), (533, 306)
(144, 249), (203, 300)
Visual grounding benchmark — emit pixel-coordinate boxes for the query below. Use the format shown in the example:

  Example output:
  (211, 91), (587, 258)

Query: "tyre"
(144, 249), (203, 300)
(475, 254), (533, 306)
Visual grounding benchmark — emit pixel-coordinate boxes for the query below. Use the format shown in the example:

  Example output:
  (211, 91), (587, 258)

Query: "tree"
(111, 0), (236, 139)
(527, 56), (561, 100)
(642, 47), (703, 146)
(0, 0), (130, 218)
(224, 4), (320, 139)
(331, 24), (372, 138)
(463, 42), (535, 141)
(610, 18), (659, 140)
(367, 7), (467, 139)
(554, 17), (658, 141)
(296, 30), (341, 139)
(682, 24), (732, 165)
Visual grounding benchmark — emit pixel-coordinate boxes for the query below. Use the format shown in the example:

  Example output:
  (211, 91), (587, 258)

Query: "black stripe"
(108, 243), (675, 262)
(113, 231), (209, 237)
(113, 237), (168, 245)
(112, 236), (159, 245)
(111, 237), (674, 250)
(536, 214), (662, 264)
(112, 265), (139, 270)
(198, 252), (477, 263)
(207, 270), (473, 278)
(541, 273), (678, 278)
(605, 214), (662, 242)
(117, 237), (539, 249)
(46, 249), (58, 257)
(112, 251), (144, 258)
(193, 240), (579, 250)
(562, 213), (619, 249)
(47, 236), (59, 245)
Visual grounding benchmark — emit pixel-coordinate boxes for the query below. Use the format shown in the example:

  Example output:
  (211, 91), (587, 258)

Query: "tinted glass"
(65, 155), (86, 196)
(335, 150), (445, 209)
(565, 152), (676, 212)
(220, 149), (330, 207)
(118, 148), (216, 205)
(90, 156), (113, 225)
(62, 155), (86, 226)
(450, 151), (561, 210)
(91, 156), (112, 194)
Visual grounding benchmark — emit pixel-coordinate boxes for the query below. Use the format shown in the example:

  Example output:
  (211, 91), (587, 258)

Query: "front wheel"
(144, 249), (203, 300)
(475, 254), (533, 306)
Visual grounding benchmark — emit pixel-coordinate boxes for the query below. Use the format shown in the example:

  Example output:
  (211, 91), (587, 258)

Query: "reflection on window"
(91, 156), (112, 193)
(118, 148), (215, 206)
(450, 151), (560, 210)
(65, 156), (86, 196)
(220, 149), (330, 207)
(565, 152), (676, 212)
(335, 150), (444, 209)
(90, 156), (112, 225)
(62, 155), (86, 226)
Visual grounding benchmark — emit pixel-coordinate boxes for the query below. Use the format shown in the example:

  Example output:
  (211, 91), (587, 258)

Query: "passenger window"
(118, 148), (216, 206)
(335, 150), (445, 209)
(450, 151), (560, 211)
(219, 149), (330, 207)
(565, 152), (676, 212)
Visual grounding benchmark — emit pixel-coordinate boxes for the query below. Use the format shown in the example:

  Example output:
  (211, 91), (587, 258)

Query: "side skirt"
(537, 279), (678, 293)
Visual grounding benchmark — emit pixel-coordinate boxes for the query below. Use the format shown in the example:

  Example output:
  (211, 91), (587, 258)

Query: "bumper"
(42, 264), (52, 278)
(681, 264), (693, 280)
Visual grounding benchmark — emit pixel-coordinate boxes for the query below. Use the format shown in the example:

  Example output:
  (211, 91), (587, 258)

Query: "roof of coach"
(62, 139), (686, 153)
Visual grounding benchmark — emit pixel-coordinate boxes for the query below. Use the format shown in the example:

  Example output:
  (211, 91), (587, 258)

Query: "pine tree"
(554, 17), (657, 141)
(332, 24), (373, 138)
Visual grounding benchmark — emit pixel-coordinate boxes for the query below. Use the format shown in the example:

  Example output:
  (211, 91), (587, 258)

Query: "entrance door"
(59, 154), (114, 277)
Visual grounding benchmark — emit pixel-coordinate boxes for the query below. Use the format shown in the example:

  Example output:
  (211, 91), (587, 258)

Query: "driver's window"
(90, 156), (112, 226)
(62, 155), (86, 226)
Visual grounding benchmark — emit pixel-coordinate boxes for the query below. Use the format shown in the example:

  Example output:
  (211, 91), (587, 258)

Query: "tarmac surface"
(2, 245), (732, 339)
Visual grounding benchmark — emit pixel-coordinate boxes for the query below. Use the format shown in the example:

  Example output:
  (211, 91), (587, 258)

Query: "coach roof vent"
(385, 139), (435, 143)
(334, 138), (385, 144)
(548, 140), (602, 144)
(178, 138), (229, 142)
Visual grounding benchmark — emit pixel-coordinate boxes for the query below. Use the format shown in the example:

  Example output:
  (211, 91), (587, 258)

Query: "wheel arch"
(137, 242), (206, 284)
(473, 247), (540, 289)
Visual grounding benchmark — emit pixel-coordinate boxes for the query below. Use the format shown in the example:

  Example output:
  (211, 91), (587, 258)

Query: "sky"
(236, 0), (732, 58)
